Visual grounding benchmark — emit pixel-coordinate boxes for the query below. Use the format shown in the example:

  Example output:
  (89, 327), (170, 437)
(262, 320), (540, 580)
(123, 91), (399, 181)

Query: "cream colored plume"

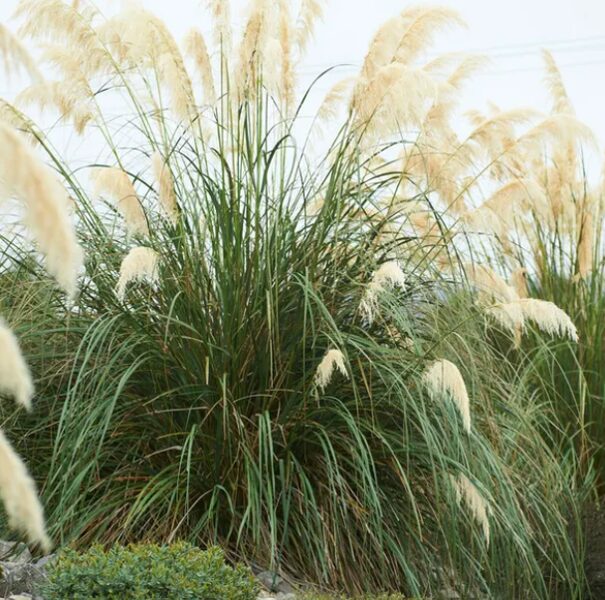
(314, 348), (348, 391)
(17, 79), (95, 135)
(116, 247), (160, 300)
(0, 122), (83, 297)
(0, 23), (42, 83)
(542, 49), (574, 116)
(207, 0), (232, 51)
(0, 429), (51, 552)
(151, 152), (177, 222)
(452, 473), (490, 545)
(517, 298), (578, 342)
(16, 0), (109, 78)
(360, 261), (406, 323)
(235, 0), (274, 98)
(0, 320), (34, 411)
(316, 77), (355, 124)
(577, 212), (594, 279)
(277, 0), (295, 109)
(184, 29), (216, 104)
(466, 108), (541, 170)
(359, 6), (463, 83)
(423, 359), (471, 433)
(519, 114), (596, 152)
(98, 6), (196, 121)
(92, 167), (149, 237)
(295, 0), (324, 54)
(351, 64), (437, 137)
(486, 302), (525, 342)
(0, 99), (39, 141)
(465, 264), (518, 304)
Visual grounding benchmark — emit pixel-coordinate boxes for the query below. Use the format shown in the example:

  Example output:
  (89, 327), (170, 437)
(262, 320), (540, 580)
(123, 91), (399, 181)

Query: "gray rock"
(256, 571), (295, 594)
(0, 543), (52, 599)
(0, 543), (31, 565)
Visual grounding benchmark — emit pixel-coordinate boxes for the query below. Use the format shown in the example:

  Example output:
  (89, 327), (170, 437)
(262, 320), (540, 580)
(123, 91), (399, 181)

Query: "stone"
(0, 542), (53, 599)
(256, 571), (295, 594)
(0, 543), (30, 566)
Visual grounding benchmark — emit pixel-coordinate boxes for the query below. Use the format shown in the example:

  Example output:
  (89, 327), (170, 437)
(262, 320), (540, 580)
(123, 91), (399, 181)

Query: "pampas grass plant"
(0, 0), (596, 597)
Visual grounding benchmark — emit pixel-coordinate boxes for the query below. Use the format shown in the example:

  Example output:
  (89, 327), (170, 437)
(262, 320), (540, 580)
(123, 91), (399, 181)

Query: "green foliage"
(40, 542), (257, 600)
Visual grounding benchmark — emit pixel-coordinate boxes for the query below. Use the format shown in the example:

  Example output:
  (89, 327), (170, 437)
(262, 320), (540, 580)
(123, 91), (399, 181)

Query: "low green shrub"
(39, 542), (258, 600)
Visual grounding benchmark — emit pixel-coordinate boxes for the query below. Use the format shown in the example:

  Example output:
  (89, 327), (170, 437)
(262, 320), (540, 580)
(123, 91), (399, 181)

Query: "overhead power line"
(299, 34), (605, 74)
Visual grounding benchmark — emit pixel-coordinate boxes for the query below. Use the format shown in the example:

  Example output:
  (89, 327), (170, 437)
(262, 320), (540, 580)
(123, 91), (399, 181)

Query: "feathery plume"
(277, 0), (295, 109)
(295, 0), (323, 54)
(116, 247), (160, 301)
(0, 429), (51, 552)
(519, 114), (597, 151)
(351, 64), (437, 137)
(98, 6), (196, 121)
(359, 7), (463, 83)
(577, 212), (594, 279)
(316, 77), (355, 124)
(517, 298), (578, 342)
(15, 0), (109, 78)
(17, 79), (95, 135)
(151, 152), (177, 222)
(541, 49), (574, 115)
(360, 261), (406, 323)
(0, 98), (40, 141)
(0, 320), (34, 411)
(0, 23), (43, 83)
(423, 359), (471, 433)
(452, 474), (490, 545)
(486, 302), (525, 343)
(465, 263), (518, 303)
(466, 108), (541, 170)
(92, 167), (149, 237)
(0, 122), (83, 296)
(314, 348), (348, 391)
(184, 29), (216, 105)
(206, 0), (232, 52)
(235, 0), (274, 98)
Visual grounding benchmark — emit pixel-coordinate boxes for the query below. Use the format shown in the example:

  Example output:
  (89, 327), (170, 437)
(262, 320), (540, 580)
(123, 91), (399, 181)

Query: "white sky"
(1, 0), (604, 151)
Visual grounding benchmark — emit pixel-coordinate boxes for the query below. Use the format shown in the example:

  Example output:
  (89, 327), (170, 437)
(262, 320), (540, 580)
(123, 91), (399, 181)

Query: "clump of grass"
(0, 1), (592, 598)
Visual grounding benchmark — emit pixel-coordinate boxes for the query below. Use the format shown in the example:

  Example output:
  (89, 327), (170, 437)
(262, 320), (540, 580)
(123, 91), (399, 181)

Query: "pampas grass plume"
(117, 247), (160, 300)
(360, 260), (406, 323)
(92, 167), (149, 237)
(295, 0), (323, 54)
(542, 49), (574, 115)
(423, 359), (471, 433)
(151, 152), (178, 222)
(452, 473), (490, 545)
(184, 29), (216, 104)
(577, 212), (594, 279)
(0, 429), (51, 552)
(518, 298), (578, 342)
(0, 320), (34, 411)
(314, 348), (348, 391)
(0, 23), (42, 83)
(0, 122), (83, 297)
